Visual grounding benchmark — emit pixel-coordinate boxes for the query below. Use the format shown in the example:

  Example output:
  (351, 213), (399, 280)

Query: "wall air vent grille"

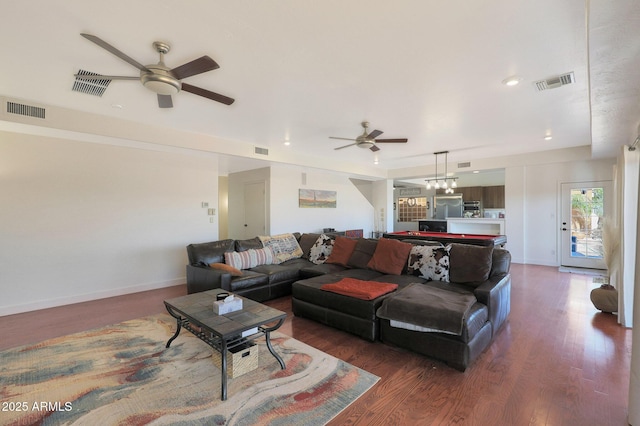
(254, 147), (269, 156)
(6, 101), (46, 119)
(534, 72), (575, 91)
(72, 69), (111, 97)
(457, 161), (471, 168)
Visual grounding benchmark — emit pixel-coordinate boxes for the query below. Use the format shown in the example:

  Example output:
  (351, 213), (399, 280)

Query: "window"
(397, 197), (428, 222)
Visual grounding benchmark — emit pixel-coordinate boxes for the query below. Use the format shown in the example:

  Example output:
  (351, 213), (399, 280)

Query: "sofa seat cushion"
(299, 263), (348, 278)
(279, 257), (315, 269)
(293, 275), (394, 320)
(228, 270), (269, 291)
(377, 283), (477, 336)
(250, 263), (303, 284)
(334, 268), (384, 281)
(383, 302), (488, 344)
(372, 274), (428, 286)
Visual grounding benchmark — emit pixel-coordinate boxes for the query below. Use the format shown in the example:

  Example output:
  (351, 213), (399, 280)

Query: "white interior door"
(243, 181), (266, 238)
(560, 181), (612, 269)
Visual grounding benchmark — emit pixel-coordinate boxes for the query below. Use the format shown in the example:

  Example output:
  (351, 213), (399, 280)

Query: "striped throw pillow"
(224, 248), (274, 270)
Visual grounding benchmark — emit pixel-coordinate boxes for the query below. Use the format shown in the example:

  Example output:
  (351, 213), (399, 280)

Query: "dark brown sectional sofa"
(186, 232), (511, 371)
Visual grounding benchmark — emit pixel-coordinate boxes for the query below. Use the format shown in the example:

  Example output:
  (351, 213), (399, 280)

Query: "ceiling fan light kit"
(75, 33), (234, 108)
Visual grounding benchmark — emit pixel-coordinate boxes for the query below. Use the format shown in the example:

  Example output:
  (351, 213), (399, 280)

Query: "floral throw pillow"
(407, 245), (450, 282)
(309, 234), (334, 264)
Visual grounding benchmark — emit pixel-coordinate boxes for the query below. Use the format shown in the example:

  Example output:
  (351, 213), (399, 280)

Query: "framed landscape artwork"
(299, 189), (337, 208)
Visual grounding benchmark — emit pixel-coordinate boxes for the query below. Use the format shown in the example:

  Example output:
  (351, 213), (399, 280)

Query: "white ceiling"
(1, 1), (639, 177)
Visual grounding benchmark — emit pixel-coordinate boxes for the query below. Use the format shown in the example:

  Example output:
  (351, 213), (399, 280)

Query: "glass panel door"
(560, 181), (611, 269)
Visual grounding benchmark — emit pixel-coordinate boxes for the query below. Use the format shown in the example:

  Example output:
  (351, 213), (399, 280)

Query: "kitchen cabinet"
(442, 186), (483, 201)
(482, 185), (505, 208)
(438, 185), (505, 208)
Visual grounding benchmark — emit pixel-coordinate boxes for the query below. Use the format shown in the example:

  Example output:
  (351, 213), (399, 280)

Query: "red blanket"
(320, 278), (398, 300)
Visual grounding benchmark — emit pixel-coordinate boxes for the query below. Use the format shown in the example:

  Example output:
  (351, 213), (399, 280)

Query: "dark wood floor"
(0, 264), (631, 425)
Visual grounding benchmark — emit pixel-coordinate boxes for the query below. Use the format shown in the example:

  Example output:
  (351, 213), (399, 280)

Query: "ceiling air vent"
(457, 161), (471, 168)
(534, 72), (575, 91)
(6, 101), (46, 119)
(254, 146), (269, 156)
(72, 69), (111, 97)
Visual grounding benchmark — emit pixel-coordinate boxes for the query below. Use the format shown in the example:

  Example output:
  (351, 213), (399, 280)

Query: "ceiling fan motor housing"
(140, 64), (181, 95)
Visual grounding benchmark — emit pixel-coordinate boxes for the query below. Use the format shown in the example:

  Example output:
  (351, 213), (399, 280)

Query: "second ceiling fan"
(330, 121), (408, 152)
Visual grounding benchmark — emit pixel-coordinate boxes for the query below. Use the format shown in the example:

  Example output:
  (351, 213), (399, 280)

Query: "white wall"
(506, 158), (615, 265)
(269, 165), (375, 236)
(0, 132), (220, 315)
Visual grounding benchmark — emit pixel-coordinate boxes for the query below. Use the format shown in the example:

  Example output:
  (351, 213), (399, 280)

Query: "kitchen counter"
(446, 218), (505, 235)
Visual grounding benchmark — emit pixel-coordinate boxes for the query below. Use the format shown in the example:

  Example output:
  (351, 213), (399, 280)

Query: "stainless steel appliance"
(463, 200), (481, 217)
(433, 195), (463, 219)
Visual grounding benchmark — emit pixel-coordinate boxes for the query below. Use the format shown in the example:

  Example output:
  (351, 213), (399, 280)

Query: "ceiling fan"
(330, 121), (408, 152)
(75, 33), (234, 108)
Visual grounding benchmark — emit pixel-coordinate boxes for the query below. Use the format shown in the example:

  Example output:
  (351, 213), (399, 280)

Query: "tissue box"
(213, 296), (243, 315)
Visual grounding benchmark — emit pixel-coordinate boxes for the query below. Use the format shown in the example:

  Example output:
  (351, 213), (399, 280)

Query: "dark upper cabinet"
(438, 185), (505, 208)
(482, 185), (505, 208)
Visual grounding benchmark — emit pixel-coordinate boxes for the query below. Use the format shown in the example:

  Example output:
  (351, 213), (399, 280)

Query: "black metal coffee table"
(164, 289), (286, 400)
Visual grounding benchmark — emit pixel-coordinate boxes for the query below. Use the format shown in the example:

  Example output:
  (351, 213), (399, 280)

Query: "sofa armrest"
(186, 264), (232, 294)
(473, 273), (511, 336)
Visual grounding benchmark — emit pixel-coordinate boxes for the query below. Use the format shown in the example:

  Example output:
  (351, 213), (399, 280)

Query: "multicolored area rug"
(1, 314), (379, 425)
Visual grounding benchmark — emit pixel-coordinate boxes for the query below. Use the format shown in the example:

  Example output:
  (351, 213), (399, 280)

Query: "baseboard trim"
(0, 278), (185, 317)
(558, 266), (607, 276)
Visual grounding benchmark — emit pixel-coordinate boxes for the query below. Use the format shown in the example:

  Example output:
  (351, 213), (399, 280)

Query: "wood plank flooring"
(0, 264), (631, 425)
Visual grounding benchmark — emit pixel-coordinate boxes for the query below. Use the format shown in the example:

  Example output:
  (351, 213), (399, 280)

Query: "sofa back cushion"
(235, 237), (263, 252)
(367, 238), (413, 275)
(187, 239), (236, 266)
(448, 243), (494, 286)
(347, 238), (379, 269)
(490, 248), (511, 277)
(298, 233), (322, 259)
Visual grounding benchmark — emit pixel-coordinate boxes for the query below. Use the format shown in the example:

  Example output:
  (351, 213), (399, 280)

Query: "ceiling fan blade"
(375, 138), (408, 143)
(367, 129), (384, 139)
(158, 94), (173, 108)
(334, 143), (357, 150)
(171, 56), (220, 80)
(74, 74), (139, 81)
(81, 33), (149, 72)
(329, 137), (357, 141)
(370, 145), (381, 152)
(181, 83), (235, 105)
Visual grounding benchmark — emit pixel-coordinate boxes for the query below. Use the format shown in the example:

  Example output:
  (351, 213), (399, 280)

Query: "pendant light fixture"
(425, 151), (458, 192)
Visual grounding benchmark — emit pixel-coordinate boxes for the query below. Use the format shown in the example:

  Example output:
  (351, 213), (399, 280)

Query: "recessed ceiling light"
(544, 135), (553, 141)
(502, 76), (522, 86)
(473, 170), (480, 174)
(283, 140), (291, 146)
